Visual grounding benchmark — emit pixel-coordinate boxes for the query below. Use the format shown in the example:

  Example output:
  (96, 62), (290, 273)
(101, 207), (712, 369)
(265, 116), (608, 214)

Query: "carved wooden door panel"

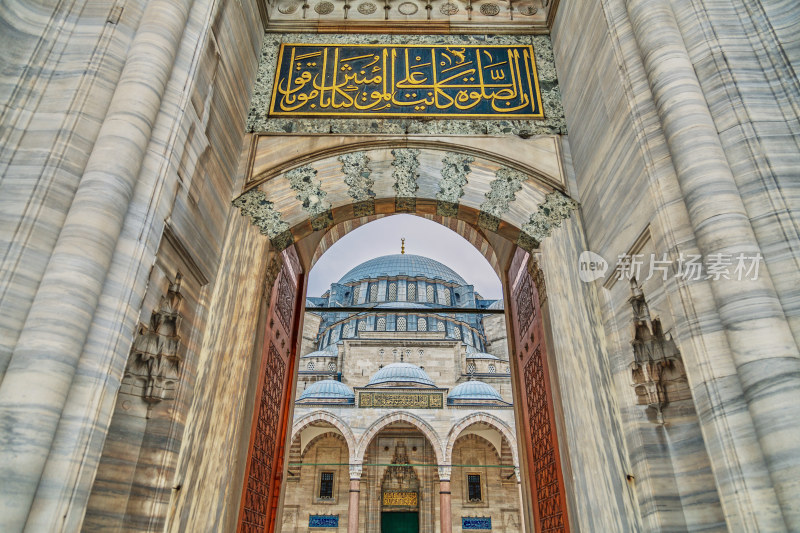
(238, 248), (304, 533)
(508, 248), (570, 533)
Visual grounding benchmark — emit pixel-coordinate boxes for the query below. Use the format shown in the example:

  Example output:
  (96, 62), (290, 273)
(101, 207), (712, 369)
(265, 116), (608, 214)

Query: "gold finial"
(401, 238), (405, 254)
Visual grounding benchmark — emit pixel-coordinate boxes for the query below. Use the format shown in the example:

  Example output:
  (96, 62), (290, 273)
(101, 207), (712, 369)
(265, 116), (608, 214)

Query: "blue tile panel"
(462, 517), (492, 529)
(309, 515), (339, 527)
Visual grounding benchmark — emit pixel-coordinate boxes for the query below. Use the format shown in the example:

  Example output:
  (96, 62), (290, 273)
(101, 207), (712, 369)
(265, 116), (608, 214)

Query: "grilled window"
(307, 362), (315, 371)
(437, 321), (445, 332)
(453, 326), (461, 339)
(407, 283), (417, 301)
(388, 282), (397, 301)
(319, 472), (334, 499)
(353, 286), (361, 304)
(369, 284), (378, 302)
(377, 317), (386, 331)
(488, 364), (496, 373)
(417, 317), (427, 331)
(397, 316), (407, 331)
(426, 285), (435, 303)
(328, 362), (336, 372)
(443, 289), (452, 306)
(467, 474), (482, 502)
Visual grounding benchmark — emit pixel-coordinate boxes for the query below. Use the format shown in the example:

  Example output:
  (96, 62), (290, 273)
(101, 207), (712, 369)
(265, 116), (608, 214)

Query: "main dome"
(367, 362), (436, 387)
(338, 254), (468, 285)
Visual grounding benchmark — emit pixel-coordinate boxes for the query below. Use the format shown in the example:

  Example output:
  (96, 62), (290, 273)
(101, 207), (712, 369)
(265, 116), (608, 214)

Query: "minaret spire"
(401, 238), (405, 254)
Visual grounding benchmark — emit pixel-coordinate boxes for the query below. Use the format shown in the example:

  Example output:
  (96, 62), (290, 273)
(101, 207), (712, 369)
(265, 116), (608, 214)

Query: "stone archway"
(291, 410), (358, 463)
(229, 134), (580, 533)
(355, 411), (445, 466)
(445, 412), (519, 469)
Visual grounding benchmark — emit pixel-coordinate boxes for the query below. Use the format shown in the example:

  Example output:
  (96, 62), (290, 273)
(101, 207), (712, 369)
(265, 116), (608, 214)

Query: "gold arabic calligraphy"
(270, 44), (543, 117)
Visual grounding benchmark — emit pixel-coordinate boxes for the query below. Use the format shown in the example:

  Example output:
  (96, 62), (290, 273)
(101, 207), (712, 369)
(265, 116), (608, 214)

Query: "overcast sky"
(308, 215), (503, 300)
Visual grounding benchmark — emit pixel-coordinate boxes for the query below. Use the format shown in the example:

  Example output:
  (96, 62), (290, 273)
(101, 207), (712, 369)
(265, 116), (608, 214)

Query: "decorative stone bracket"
(628, 282), (689, 421)
(126, 275), (184, 405)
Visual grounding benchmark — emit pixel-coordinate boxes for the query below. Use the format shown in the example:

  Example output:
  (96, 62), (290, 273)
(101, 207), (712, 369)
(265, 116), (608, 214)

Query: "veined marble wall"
(0, 0), (798, 531)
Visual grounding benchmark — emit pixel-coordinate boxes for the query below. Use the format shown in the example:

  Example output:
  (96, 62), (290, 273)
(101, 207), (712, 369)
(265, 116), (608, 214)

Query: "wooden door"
(508, 248), (569, 533)
(238, 248), (304, 533)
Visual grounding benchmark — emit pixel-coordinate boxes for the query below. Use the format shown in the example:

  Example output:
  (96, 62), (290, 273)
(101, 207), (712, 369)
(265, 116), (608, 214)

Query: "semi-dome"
(338, 254), (467, 285)
(298, 380), (355, 402)
(447, 381), (504, 403)
(367, 362), (436, 387)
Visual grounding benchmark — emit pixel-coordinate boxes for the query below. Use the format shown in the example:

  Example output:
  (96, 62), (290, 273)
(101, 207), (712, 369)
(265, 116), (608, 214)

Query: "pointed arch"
(355, 411), (445, 465)
(445, 412), (519, 468)
(291, 411), (358, 463)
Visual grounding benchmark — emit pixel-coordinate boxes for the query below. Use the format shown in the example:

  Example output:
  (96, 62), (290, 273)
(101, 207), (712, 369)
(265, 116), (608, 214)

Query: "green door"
(381, 511), (419, 533)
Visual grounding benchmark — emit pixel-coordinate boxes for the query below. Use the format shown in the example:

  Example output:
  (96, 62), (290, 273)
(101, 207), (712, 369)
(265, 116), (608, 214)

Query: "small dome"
(447, 381), (504, 403)
(301, 350), (338, 359)
(367, 362), (436, 387)
(487, 299), (504, 310)
(466, 352), (500, 360)
(298, 380), (355, 402)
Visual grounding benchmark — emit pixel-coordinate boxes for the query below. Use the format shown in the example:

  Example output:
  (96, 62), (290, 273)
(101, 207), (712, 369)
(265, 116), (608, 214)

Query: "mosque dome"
(298, 380), (355, 403)
(447, 381), (505, 403)
(367, 362), (436, 387)
(338, 254), (467, 285)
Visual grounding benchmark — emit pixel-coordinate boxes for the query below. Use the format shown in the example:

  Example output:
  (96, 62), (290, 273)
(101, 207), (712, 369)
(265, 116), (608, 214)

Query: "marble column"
(0, 1), (193, 531)
(438, 467), (452, 533)
(626, 0), (800, 529)
(515, 468), (526, 533)
(348, 463), (362, 533)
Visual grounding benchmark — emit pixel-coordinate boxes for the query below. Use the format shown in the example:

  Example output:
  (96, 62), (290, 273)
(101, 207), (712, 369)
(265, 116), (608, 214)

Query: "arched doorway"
(227, 134), (578, 533)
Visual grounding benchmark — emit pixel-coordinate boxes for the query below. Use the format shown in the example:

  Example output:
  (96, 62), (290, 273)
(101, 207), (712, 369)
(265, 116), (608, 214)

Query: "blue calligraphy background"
(270, 44), (543, 118)
(462, 516), (492, 529)
(309, 515), (339, 527)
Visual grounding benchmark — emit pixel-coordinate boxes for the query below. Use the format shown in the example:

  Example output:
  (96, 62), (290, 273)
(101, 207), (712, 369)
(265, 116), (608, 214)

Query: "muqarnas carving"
(629, 281), (690, 421)
(125, 275), (184, 404)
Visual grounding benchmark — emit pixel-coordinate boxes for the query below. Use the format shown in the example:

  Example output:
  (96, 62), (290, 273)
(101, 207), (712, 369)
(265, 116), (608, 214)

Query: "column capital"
(349, 462), (363, 479)
(437, 466), (451, 481)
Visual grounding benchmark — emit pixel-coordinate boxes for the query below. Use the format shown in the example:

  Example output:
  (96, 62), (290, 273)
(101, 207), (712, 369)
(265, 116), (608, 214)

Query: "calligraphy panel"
(357, 391), (444, 408)
(309, 515), (339, 527)
(270, 44), (543, 118)
(382, 491), (419, 507)
(462, 517), (492, 530)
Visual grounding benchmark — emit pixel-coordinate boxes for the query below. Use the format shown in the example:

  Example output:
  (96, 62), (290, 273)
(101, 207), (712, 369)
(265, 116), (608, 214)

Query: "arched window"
(369, 284), (378, 302)
(453, 326), (461, 339)
(358, 320), (367, 331)
(467, 363), (476, 374)
(343, 324), (351, 337)
(388, 282), (397, 301)
(352, 286), (361, 304)
(417, 317), (427, 331)
(407, 283), (416, 301)
(437, 321), (445, 332)
(397, 316), (407, 331)
(377, 317), (386, 331)
(328, 362), (336, 372)
(443, 289), (452, 306)
(307, 362), (315, 371)
(488, 364), (496, 373)
(426, 285), (435, 303)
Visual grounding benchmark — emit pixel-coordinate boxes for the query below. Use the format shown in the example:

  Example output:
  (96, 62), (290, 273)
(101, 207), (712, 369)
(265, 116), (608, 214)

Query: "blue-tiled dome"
(367, 362), (436, 387)
(338, 254), (467, 285)
(447, 380), (503, 402)
(298, 380), (355, 402)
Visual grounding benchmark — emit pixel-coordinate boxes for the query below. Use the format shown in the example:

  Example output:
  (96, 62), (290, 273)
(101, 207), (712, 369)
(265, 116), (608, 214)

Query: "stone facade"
(0, 0), (798, 532)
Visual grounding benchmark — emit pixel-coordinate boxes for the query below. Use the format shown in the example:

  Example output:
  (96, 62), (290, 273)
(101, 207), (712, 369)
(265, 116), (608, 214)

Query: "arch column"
(348, 462), (362, 533)
(438, 466), (452, 533)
